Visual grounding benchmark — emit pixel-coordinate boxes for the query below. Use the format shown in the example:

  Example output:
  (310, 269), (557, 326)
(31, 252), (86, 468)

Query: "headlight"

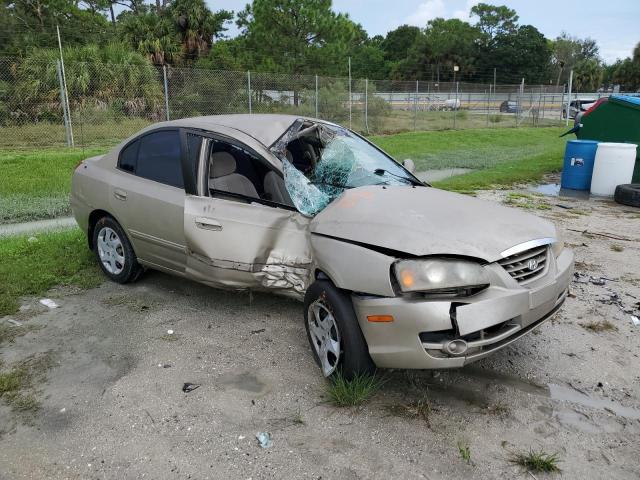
(551, 230), (564, 258)
(393, 258), (490, 294)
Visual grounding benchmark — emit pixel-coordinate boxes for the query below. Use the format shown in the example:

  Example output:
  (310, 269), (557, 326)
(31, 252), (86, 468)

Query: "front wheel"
(303, 280), (376, 379)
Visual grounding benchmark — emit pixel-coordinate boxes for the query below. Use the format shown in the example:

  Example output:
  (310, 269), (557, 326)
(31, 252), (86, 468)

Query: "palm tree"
(573, 58), (603, 92)
(169, 0), (232, 61)
(119, 10), (181, 65)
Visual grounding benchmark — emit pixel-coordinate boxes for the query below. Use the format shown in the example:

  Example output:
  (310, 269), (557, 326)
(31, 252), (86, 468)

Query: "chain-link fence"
(0, 56), (627, 150)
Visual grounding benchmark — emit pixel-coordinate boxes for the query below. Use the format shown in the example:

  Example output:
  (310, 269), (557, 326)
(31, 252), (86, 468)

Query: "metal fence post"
(565, 70), (573, 126)
(163, 65), (170, 121)
(56, 60), (71, 147)
(57, 25), (74, 147)
(486, 86), (490, 127)
(315, 74), (319, 118)
(414, 80), (418, 130)
(453, 81), (459, 129)
(365, 78), (369, 134)
(247, 70), (252, 114)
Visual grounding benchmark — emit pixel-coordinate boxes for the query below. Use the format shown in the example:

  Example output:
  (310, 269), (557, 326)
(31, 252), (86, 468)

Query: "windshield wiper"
(373, 168), (419, 185)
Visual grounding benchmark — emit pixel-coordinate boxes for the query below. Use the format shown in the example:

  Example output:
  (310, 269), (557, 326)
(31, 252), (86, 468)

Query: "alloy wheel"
(307, 299), (342, 376)
(97, 226), (125, 275)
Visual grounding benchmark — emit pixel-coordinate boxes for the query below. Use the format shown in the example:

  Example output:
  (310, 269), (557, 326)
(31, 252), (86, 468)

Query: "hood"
(309, 186), (557, 262)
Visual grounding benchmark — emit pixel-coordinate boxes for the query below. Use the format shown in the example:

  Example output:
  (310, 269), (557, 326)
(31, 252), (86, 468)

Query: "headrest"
(210, 152), (236, 178)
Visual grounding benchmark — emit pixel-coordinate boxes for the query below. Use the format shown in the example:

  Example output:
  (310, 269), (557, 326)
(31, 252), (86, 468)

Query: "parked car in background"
(444, 98), (461, 110)
(563, 98), (597, 119)
(71, 114), (573, 379)
(499, 100), (518, 113)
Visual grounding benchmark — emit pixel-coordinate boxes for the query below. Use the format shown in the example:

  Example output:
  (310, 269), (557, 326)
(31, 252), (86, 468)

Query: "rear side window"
(119, 140), (138, 173)
(137, 130), (183, 188)
(118, 130), (183, 189)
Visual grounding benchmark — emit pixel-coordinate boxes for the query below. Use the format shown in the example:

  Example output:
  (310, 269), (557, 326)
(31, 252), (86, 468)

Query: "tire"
(614, 184), (640, 208)
(92, 216), (144, 283)
(303, 279), (376, 379)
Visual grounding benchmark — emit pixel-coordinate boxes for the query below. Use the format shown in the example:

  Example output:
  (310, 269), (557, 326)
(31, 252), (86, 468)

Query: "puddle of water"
(461, 367), (547, 396)
(548, 383), (640, 420)
(527, 183), (591, 200)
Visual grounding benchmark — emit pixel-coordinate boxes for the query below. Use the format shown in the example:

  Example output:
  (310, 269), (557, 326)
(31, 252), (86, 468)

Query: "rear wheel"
(92, 216), (143, 283)
(303, 280), (375, 379)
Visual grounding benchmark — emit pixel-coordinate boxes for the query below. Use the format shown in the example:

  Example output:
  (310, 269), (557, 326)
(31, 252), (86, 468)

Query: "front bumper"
(352, 248), (573, 369)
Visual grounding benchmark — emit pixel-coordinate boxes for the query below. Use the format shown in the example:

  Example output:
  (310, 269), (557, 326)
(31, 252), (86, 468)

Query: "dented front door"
(183, 195), (312, 296)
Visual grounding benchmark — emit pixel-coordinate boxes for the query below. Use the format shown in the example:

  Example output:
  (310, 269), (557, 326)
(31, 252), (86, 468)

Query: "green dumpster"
(576, 95), (640, 183)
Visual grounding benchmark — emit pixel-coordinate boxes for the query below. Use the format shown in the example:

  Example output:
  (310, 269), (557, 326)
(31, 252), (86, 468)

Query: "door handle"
(113, 189), (127, 201)
(195, 217), (222, 231)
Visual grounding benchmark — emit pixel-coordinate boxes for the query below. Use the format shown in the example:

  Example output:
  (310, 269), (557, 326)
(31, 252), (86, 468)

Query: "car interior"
(207, 140), (294, 207)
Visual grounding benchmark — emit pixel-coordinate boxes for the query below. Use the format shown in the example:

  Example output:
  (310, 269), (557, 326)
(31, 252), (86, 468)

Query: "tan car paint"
(310, 185), (557, 263)
(183, 194), (312, 297)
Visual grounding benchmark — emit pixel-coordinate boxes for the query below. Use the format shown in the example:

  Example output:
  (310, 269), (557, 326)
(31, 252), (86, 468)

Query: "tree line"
(1, 0), (639, 91)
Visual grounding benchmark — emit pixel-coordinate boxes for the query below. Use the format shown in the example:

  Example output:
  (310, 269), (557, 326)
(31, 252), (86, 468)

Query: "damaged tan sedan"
(71, 114), (574, 378)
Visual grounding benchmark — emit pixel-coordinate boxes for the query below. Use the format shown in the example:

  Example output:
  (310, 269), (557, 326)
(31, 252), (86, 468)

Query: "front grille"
(498, 245), (548, 283)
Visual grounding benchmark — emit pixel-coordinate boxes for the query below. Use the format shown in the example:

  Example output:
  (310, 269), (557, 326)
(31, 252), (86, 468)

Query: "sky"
(209, 0), (639, 63)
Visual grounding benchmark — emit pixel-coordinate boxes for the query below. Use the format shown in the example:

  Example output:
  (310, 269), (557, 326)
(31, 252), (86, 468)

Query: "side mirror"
(403, 159), (416, 173)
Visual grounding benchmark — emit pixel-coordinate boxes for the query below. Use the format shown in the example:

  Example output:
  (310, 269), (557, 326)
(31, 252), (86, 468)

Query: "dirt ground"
(1, 184), (639, 480)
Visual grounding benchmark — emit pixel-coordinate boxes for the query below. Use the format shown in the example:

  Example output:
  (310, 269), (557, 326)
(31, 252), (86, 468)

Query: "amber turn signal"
(367, 315), (394, 323)
(399, 269), (415, 288)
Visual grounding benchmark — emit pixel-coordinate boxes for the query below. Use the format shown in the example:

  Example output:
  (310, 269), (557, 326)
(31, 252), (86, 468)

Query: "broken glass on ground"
(255, 431), (273, 448)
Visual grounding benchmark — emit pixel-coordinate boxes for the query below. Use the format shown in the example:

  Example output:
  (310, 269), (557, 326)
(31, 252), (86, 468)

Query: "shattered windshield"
(271, 120), (419, 216)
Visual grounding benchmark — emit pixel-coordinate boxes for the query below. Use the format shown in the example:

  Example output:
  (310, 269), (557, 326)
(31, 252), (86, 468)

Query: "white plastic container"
(590, 142), (637, 196)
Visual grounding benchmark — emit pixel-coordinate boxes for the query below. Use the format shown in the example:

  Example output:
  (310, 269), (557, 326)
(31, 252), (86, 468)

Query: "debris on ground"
(256, 432), (273, 448)
(567, 228), (633, 242)
(6, 319), (22, 327)
(166, 329), (174, 335)
(39, 299), (59, 309)
(250, 328), (265, 334)
(182, 383), (200, 393)
(631, 316), (640, 327)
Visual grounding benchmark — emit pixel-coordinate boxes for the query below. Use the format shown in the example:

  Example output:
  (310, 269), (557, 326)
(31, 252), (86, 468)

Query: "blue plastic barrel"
(561, 140), (599, 190)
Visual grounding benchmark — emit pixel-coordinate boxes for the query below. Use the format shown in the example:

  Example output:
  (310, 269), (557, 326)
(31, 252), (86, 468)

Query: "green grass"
(0, 118), (151, 150)
(371, 127), (566, 191)
(509, 448), (561, 473)
(433, 151), (563, 192)
(372, 126), (565, 171)
(503, 192), (552, 210)
(0, 147), (106, 224)
(457, 441), (471, 465)
(0, 352), (55, 415)
(384, 397), (433, 426)
(325, 372), (385, 407)
(0, 228), (102, 317)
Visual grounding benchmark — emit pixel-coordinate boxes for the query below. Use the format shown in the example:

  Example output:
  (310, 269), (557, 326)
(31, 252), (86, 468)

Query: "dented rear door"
(183, 195), (312, 297)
